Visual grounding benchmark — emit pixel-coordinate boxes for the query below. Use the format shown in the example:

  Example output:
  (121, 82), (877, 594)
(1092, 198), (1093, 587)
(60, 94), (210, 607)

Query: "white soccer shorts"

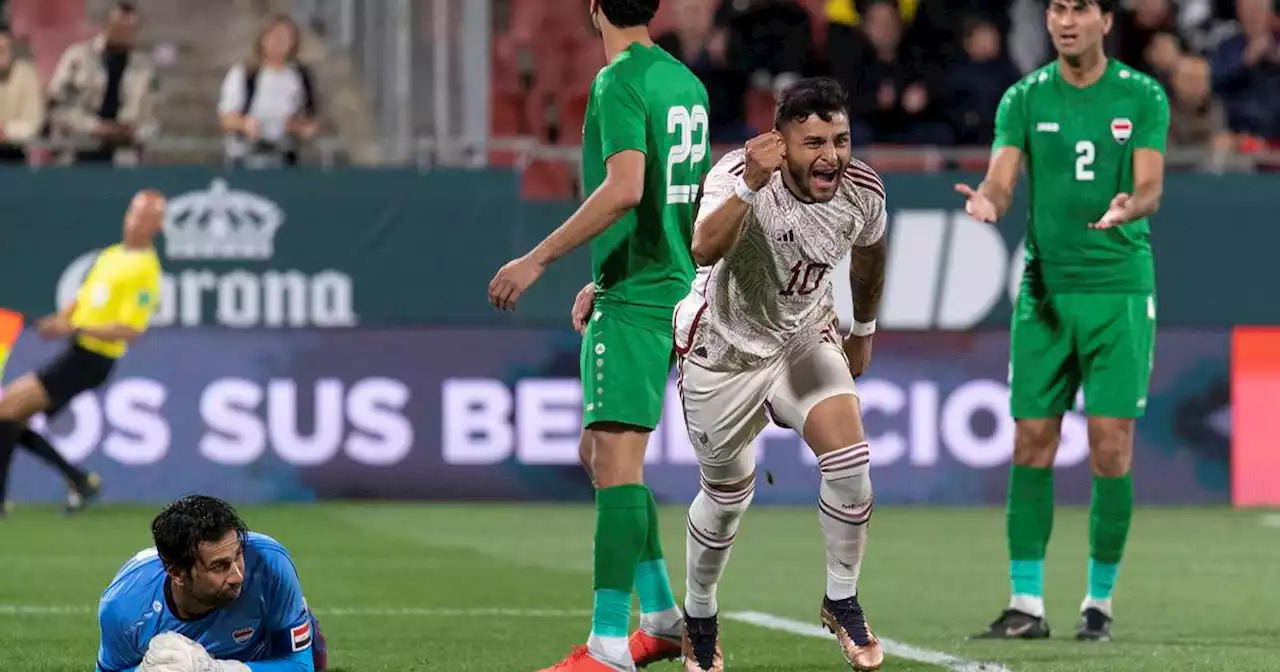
(677, 337), (859, 485)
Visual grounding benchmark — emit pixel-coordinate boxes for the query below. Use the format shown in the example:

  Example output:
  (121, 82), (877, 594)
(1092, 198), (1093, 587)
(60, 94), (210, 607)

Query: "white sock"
(817, 443), (873, 601)
(587, 633), (635, 671)
(639, 608), (683, 639)
(1081, 596), (1112, 618)
(685, 474), (756, 618)
(1010, 594), (1046, 618)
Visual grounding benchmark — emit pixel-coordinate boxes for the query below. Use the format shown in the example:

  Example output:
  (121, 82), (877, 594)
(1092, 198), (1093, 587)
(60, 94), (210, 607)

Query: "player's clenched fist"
(742, 131), (786, 191)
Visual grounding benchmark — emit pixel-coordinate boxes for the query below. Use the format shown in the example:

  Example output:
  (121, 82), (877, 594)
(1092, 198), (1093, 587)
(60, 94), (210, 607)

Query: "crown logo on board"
(163, 178), (284, 260)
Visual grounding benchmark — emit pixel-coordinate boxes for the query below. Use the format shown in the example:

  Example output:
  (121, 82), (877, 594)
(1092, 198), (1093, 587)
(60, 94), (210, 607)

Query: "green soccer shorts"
(580, 308), (674, 431)
(1009, 292), (1156, 419)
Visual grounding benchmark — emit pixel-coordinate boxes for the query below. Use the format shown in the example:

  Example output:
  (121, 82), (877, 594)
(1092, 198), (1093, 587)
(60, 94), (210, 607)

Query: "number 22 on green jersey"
(665, 104), (708, 204)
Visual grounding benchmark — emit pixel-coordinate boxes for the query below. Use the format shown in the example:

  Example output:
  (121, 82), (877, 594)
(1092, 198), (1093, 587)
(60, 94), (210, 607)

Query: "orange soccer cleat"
(629, 629), (682, 668)
(535, 645), (620, 672)
(820, 596), (885, 671)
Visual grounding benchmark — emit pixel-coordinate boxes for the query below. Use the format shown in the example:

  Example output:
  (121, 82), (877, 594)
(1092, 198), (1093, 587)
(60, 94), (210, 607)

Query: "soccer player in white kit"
(671, 77), (888, 672)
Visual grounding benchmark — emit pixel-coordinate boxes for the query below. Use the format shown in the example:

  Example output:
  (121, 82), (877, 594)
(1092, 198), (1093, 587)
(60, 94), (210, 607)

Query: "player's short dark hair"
(152, 495), (248, 574)
(774, 76), (849, 130)
(597, 0), (659, 29)
(1058, 0), (1116, 13)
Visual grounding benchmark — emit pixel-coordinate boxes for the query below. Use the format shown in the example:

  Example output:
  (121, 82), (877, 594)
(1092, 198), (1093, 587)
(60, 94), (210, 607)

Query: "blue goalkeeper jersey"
(96, 532), (315, 672)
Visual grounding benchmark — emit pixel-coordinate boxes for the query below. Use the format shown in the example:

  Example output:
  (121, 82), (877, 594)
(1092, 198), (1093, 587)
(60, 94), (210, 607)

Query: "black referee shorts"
(34, 343), (117, 418)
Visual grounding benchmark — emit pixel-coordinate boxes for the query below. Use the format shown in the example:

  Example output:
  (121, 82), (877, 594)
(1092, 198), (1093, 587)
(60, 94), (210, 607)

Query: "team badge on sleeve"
(1110, 118), (1132, 145)
(290, 620), (313, 652)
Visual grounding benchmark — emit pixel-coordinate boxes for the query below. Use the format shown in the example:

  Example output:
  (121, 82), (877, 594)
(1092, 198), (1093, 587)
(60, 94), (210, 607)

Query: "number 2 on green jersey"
(1075, 140), (1095, 181)
(666, 105), (708, 204)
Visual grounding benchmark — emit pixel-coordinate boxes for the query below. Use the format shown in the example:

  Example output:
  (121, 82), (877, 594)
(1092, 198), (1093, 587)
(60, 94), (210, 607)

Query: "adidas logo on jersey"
(774, 229), (796, 243)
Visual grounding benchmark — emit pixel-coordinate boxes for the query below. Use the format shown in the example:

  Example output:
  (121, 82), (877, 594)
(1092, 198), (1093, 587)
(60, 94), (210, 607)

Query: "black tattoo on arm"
(850, 237), (886, 323)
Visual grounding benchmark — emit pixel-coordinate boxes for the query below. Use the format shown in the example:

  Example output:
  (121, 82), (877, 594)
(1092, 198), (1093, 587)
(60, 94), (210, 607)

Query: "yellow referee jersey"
(70, 244), (163, 359)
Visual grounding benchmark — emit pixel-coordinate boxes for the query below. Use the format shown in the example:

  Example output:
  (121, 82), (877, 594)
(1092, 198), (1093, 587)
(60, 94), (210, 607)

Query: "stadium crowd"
(0, 0), (320, 167)
(493, 0), (1280, 154)
(0, 0), (1274, 173)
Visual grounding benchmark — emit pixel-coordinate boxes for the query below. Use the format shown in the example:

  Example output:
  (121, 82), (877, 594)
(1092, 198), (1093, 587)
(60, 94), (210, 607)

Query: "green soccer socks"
(634, 488), (682, 636)
(589, 484), (649, 666)
(1007, 465), (1055, 616)
(1005, 466), (1135, 618)
(1084, 474), (1133, 615)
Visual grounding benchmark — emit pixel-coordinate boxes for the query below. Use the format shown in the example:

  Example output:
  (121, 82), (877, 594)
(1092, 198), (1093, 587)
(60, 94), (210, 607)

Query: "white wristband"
(850, 319), (876, 337)
(734, 176), (758, 203)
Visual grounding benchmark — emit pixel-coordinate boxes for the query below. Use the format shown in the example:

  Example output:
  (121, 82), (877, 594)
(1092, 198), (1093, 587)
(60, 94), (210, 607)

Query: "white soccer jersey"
(673, 148), (886, 371)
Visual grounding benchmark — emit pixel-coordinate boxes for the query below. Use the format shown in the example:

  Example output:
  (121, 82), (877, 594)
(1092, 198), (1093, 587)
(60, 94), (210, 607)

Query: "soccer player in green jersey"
(487, 1), (711, 669)
(956, 0), (1170, 643)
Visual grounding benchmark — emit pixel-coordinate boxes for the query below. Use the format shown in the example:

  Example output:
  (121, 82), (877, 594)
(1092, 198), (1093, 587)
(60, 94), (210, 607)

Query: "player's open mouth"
(811, 167), (838, 189)
(1059, 34), (1078, 46)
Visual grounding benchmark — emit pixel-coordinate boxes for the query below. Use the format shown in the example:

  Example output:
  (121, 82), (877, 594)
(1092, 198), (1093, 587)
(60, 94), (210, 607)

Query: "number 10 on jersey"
(666, 105), (708, 204)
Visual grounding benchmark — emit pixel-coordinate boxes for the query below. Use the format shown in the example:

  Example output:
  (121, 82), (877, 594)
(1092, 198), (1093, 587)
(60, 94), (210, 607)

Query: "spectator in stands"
(1115, 0), (1180, 77)
(902, 0), (1015, 73)
(942, 15), (1020, 146)
(45, 1), (158, 165)
(1168, 55), (1229, 149)
(715, 0), (811, 97)
(1144, 29), (1186, 84)
(1210, 21), (1280, 143)
(831, 0), (950, 145)
(218, 14), (318, 168)
(0, 28), (44, 162)
(656, 0), (753, 142)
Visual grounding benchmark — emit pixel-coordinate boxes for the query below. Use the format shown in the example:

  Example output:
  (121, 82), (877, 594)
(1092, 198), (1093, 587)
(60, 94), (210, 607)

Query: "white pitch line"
(0, 605), (591, 618)
(1258, 513), (1280, 529)
(725, 611), (1014, 672)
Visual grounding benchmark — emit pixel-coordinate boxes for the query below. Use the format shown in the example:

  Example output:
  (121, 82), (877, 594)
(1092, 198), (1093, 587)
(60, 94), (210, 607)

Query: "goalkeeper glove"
(139, 632), (251, 672)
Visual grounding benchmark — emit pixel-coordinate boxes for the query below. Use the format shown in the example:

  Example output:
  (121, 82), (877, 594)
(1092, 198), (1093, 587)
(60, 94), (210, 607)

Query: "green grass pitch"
(1, 503), (1276, 671)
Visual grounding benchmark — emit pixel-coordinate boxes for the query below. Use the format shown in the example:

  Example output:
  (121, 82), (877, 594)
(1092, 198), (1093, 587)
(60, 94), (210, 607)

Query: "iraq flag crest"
(1111, 118), (1133, 144)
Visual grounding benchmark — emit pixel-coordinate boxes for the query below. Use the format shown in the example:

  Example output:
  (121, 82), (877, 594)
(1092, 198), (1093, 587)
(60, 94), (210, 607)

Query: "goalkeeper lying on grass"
(96, 495), (328, 672)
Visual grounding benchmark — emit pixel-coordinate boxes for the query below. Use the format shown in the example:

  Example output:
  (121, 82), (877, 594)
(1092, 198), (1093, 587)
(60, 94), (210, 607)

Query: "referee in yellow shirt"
(0, 189), (164, 516)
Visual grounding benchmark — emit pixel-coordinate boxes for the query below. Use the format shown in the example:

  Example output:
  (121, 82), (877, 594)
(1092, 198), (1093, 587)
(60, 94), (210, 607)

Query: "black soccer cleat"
(65, 472), (101, 514)
(1075, 607), (1112, 642)
(969, 609), (1051, 640)
(680, 613), (724, 671)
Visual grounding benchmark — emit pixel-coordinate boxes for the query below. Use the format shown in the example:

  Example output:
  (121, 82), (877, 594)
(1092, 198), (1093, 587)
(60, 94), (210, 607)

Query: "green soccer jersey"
(994, 59), (1171, 293)
(581, 42), (711, 331)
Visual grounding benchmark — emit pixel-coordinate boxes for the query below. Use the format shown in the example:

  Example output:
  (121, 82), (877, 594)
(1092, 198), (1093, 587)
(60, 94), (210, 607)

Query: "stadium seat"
(559, 90), (590, 144)
(520, 159), (577, 200)
(491, 88), (527, 138)
(9, 0), (90, 86)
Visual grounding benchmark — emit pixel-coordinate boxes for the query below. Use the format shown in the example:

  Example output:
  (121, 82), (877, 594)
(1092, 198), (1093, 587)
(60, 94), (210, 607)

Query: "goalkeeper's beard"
(190, 584), (242, 611)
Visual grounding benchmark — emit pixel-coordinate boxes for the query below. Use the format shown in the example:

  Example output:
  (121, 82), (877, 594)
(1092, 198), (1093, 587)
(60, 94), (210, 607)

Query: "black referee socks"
(19, 428), (85, 488)
(0, 419), (21, 505)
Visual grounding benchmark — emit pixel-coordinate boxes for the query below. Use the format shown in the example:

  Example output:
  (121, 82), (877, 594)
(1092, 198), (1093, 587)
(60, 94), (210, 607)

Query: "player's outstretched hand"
(954, 183), (998, 223)
(843, 333), (873, 379)
(743, 131), (786, 191)
(488, 254), (546, 312)
(570, 282), (595, 334)
(1089, 193), (1131, 230)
